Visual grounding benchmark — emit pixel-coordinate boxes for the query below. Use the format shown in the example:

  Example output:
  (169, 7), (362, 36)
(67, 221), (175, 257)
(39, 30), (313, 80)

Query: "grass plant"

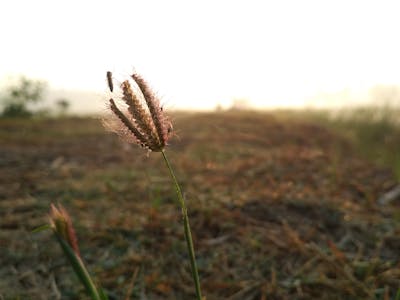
(274, 106), (400, 180)
(105, 71), (202, 299)
(44, 71), (203, 299)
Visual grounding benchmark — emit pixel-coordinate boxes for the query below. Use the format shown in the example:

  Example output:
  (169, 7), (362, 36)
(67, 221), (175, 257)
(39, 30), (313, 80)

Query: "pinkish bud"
(49, 203), (81, 257)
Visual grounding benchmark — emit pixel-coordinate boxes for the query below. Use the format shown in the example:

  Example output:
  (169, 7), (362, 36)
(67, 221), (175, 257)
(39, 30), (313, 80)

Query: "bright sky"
(1, 0), (400, 111)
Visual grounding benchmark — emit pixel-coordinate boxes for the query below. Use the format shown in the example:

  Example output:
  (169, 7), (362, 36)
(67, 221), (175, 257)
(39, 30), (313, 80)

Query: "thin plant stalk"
(55, 235), (102, 300)
(161, 150), (202, 300)
(105, 71), (202, 298)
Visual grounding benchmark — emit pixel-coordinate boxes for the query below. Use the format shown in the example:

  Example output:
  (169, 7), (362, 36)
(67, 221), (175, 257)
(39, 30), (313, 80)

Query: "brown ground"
(1, 111), (399, 299)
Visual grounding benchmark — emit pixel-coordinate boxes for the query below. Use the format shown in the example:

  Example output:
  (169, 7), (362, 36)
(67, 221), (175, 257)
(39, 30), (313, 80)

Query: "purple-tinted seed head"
(104, 71), (173, 152)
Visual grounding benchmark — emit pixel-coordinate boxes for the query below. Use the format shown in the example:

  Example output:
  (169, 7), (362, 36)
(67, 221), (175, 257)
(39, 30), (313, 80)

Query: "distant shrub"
(1, 102), (32, 118)
(0, 76), (47, 118)
(56, 98), (70, 116)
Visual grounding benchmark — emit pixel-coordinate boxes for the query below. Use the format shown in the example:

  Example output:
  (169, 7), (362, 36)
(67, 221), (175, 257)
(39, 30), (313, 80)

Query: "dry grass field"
(1, 110), (400, 299)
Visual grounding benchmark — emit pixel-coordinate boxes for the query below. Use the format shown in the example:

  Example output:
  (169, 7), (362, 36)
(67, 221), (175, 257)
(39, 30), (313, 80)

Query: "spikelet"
(106, 71), (113, 92)
(120, 80), (159, 149)
(131, 73), (169, 146)
(108, 98), (149, 149)
(105, 71), (172, 152)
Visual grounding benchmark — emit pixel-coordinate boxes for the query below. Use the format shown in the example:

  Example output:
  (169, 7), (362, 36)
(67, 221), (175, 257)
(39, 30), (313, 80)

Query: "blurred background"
(1, 0), (400, 114)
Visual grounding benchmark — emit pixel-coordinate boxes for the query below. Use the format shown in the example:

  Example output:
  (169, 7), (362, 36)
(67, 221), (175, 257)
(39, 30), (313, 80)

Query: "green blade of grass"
(55, 234), (102, 300)
(32, 224), (51, 233)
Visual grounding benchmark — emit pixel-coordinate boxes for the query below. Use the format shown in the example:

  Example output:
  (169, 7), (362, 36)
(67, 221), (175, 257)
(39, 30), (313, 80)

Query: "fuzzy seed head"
(131, 73), (169, 146)
(104, 71), (173, 152)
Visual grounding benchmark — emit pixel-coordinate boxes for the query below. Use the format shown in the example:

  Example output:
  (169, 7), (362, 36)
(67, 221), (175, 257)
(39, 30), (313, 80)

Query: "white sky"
(1, 0), (400, 110)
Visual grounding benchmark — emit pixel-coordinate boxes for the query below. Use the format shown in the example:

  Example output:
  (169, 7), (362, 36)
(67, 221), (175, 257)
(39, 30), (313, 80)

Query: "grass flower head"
(103, 70), (202, 299)
(104, 71), (172, 152)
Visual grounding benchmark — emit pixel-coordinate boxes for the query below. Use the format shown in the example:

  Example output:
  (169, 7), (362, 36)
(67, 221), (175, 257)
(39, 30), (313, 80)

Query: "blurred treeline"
(0, 76), (70, 118)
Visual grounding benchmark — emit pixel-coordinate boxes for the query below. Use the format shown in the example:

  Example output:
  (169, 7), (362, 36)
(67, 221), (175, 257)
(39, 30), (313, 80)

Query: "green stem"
(55, 235), (101, 300)
(161, 150), (202, 300)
